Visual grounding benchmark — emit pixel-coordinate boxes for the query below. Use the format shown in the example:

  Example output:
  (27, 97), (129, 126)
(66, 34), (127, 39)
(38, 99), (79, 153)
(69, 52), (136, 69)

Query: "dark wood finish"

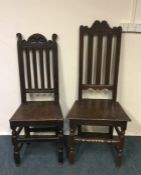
(78, 28), (84, 100)
(11, 102), (63, 125)
(87, 35), (93, 84)
(68, 20), (131, 166)
(32, 48), (38, 88)
(39, 48), (45, 88)
(9, 33), (64, 165)
(68, 100), (130, 121)
(46, 49), (51, 89)
(96, 34), (102, 84)
(78, 20), (123, 100)
(113, 34), (122, 101)
(25, 48), (32, 89)
(105, 34), (112, 84)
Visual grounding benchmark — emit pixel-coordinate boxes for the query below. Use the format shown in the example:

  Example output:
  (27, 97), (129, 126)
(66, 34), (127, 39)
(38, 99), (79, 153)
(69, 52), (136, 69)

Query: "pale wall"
(0, 0), (141, 135)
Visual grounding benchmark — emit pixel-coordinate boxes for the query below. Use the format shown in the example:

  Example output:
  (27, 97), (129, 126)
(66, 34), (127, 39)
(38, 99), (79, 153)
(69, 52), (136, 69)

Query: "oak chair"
(67, 20), (131, 166)
(9, 33), (64, 165)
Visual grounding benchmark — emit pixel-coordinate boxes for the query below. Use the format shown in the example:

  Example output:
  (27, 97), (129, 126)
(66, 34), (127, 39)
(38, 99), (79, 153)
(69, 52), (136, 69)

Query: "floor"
(0, 136), (141, 175)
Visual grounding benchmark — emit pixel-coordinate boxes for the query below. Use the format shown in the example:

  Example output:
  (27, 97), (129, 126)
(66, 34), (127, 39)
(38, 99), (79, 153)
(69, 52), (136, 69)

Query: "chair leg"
(69, 126), (75, 164)
(24, 127), (30, 145)
(58, 127), (64, 163)
(109, 126), (113, 139)
(24, 127), (30, 137)
(78, 125), (82, 135)
(116, 127), (125, 166)
(12, 129), (21, 165)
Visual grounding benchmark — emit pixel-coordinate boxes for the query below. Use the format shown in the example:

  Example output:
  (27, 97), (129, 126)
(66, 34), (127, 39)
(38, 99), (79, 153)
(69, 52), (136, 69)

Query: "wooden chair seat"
(68, 99), (130, 123)
(10, 101), (63, 126)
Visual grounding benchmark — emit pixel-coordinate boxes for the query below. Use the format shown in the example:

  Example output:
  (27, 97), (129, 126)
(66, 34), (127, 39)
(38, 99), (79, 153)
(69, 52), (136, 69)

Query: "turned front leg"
(58, 124), (64, 163)
(116, 126), (126, 166)
(12, 129), (21, 165)
(69, 125), (75, 164)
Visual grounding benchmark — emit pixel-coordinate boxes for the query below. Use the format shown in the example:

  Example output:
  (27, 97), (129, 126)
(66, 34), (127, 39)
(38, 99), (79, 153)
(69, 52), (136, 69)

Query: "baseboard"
(1, 130), (141, 136)
(0, 133), (141, 136)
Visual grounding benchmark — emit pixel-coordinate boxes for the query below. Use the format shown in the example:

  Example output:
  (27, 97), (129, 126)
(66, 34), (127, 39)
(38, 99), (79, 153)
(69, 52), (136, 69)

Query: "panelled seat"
(11, 101), (63, 124)
(68, 99), (130, 122)
(9, 33), (64, 165)
(67, 20), (131, 166)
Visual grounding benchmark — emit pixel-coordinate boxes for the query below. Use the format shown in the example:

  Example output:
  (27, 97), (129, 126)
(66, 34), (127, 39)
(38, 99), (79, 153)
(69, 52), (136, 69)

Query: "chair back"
(78, 20), (122, 100)
(17, 33), (59, 103)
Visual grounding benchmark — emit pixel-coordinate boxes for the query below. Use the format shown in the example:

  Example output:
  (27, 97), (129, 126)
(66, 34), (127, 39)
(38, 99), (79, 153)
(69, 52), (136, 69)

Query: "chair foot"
(26, 142), (31, 145)
(58, 140), (64, 163)
(116, 151), (123, 167)
(69, 149), (75, 164)
(14, 151), (21, 165)
(58, 145), (64, 163)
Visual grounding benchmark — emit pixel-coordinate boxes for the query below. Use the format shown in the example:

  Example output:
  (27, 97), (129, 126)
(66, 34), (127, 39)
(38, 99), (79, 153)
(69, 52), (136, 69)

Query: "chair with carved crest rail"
(67, 20), (131, 166)
(9, 33), (64, 165)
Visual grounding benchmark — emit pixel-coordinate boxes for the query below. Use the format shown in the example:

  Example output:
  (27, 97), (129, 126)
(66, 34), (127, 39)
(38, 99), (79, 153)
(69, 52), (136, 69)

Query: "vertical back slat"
(25, 48), (32, 89)
(46, 49), (51, 89)
(39, 49), (45, 88)
(96, 34), (103, 84)
(32, 49), (38, 88)
(87, 34), (93, 84)
(105, 34), (112, 84)
(92, 36), (98, 84)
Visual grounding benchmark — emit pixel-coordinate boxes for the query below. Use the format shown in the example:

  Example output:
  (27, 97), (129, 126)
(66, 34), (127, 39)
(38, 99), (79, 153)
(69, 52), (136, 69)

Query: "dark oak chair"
(67, 20), (131, 166)
(9, 33), (64, 165)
